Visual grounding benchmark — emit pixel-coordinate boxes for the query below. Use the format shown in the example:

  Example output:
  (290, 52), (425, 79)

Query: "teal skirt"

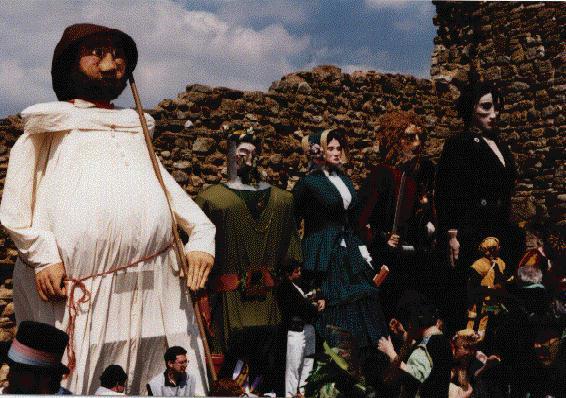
(314, 234), (388, 348)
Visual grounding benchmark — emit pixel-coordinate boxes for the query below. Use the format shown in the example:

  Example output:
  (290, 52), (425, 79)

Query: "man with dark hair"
(378, 293), (452, 398)
(0, 23), (215, 394)
(276, 261), (324, 397)
(147, 346), (194, 396)
(95, 365), (127, 395)
(1, 321), (71, 394)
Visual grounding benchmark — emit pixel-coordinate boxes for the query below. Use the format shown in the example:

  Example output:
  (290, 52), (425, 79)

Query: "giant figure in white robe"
(0, 24), (215, 395)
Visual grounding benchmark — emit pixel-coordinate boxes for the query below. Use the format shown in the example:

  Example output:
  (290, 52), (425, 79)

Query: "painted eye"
(480, 103), (493, 111)
(91, 48), (105, 58)
(114, 48), (125, 59)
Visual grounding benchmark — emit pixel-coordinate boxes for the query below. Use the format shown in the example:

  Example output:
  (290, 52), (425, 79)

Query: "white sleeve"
(404, 346), (432, 383)
(0, 133), (62, 272)
(158, 160), (216, 257)
(20, 102), (74, 135)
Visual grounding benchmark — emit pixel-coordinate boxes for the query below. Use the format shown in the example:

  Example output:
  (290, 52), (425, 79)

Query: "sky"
(0, 0), (436, 118)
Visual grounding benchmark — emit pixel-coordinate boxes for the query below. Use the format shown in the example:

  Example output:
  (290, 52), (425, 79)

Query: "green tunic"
(195, 183), (301, 351)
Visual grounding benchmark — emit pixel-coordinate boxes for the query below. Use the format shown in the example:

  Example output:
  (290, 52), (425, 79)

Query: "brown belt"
(210, 268), (275, 293)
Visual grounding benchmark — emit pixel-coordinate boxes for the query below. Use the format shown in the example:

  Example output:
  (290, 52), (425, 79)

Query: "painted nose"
(99, 53), (117, 73)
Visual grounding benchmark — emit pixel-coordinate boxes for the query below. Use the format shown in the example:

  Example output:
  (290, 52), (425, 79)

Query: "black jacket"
(435, 129), (517, 234)
(276, 279), (318, 330)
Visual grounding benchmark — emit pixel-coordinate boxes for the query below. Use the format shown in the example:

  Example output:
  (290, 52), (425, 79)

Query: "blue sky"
(0, 0), (436, 118)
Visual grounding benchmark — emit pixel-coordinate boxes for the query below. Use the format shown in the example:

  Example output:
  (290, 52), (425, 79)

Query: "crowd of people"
(0, 22), (564, 397)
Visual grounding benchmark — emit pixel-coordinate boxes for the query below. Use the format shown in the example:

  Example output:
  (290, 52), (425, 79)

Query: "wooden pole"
(129, 75), (218, 384)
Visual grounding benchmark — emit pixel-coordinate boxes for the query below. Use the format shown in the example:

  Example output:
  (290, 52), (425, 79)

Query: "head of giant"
(51, 23), (138, 102)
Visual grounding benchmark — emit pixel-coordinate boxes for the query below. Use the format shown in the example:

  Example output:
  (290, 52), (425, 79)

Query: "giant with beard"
(0, 23), (216, 394)
(195, 129), (301, 396)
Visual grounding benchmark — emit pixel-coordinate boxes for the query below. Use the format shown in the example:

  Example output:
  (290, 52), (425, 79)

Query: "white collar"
(225, 180), (271, 191)
(71, 98), (98, 108)
(71, 98), (123, 110)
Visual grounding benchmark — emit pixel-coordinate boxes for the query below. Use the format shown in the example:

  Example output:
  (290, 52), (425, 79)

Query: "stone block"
(186, 84), (212, 93)
(192, 137), (216, 154)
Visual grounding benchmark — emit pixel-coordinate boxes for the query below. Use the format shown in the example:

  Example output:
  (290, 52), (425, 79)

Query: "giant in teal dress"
(293, 169), (387, 348)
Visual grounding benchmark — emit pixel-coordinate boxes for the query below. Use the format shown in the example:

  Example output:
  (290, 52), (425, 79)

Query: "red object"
(211, 353), (225, 376)
(373, 265), (390, 287)
(357, 165), (417, 244)
(210, 268), (275, 293)
(391, 168), (417, 232)
(197, 293), (214, 337)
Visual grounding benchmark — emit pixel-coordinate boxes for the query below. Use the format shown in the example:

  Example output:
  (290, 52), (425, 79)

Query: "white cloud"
(215, 0), (308, 26)
(0, 0), (436, 117)
(0, 0), (310, 116)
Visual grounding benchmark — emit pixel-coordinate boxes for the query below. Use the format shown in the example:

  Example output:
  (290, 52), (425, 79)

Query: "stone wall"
(151, 67), (447, 197)
(0, 116), (21, 381)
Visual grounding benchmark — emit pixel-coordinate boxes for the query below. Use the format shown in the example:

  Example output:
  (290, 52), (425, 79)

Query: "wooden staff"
(129, 75), (218, 383)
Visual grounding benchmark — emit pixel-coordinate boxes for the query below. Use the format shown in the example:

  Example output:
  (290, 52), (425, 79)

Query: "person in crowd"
(95, 365), (127, 395)
(378, 297), (452, 398)
(528, 320), (566, 397)
(0, 23), (216, 394)
(465, 237), (510, 344)
(448, 332), (479, 398)
(382, 291), (430, 397)
(276, 261), (324, 397)
(519, 223), (565, 298)
(435, 80), (524, 335)
(147, 346), (194, 396)
(1, 321), (71, 395)
(195, 127), (301, 396)
(449, 330), (506, 398)
(513, 263), (552, 318)
(357, 110), (436, 319)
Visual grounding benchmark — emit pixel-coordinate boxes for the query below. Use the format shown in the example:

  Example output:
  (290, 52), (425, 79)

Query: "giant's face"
(235, 142), (257, 176)
(473, 92), (497, 132)
(399, 124), (422, 158)
(70, 33), (128, 101)
(324, 138), (342, 167)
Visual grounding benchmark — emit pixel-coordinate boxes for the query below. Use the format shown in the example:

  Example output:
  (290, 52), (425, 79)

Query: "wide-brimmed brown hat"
(51, 23), (138, 100)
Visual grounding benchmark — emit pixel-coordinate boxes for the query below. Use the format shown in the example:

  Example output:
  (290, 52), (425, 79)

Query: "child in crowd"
(277, 262), (325, 397)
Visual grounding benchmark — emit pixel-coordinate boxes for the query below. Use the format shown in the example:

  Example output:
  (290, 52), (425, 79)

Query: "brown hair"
(377, 111), (423, 164)
(452, 332), (481, 352)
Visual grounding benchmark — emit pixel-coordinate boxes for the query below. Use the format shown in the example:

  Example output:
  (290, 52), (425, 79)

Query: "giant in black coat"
(435, 129), (524, 268)
(434, 129), (524, 334)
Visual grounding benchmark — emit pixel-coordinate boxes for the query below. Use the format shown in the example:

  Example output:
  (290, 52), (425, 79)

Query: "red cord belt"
(64, 239), (174, 373)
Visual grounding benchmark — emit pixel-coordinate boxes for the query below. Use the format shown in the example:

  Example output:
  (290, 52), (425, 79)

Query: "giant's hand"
(35, 262), (67, 302)
(186, 251), (214, 291)
(387, 233), (400, 248)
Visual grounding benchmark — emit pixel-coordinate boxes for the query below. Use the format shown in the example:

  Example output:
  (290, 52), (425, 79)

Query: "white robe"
(0, 100), (216, 395)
